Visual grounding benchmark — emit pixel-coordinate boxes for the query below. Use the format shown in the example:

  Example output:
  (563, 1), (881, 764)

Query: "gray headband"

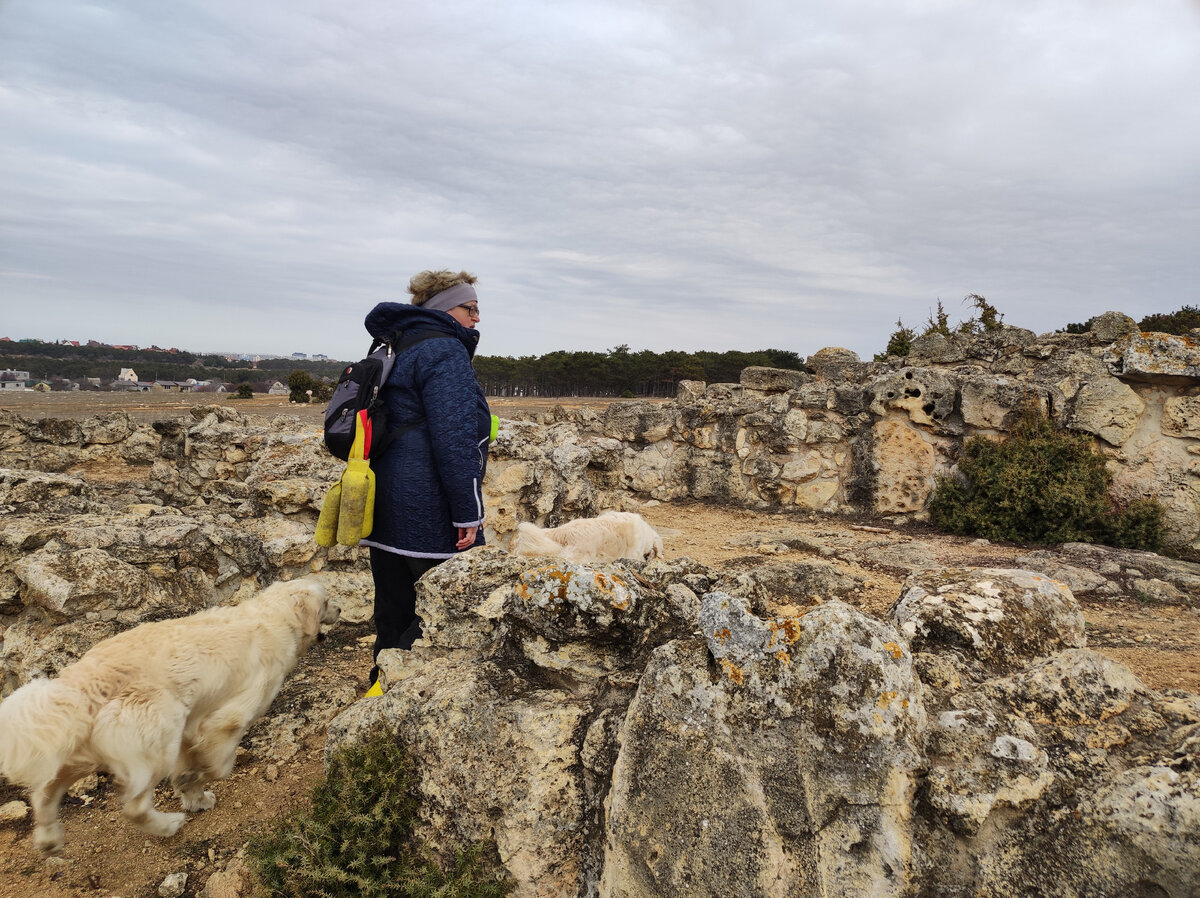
(421, 282), (477, 314)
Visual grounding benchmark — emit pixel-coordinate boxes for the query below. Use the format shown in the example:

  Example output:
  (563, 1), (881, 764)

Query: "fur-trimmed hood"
(364, 302), (480, 358)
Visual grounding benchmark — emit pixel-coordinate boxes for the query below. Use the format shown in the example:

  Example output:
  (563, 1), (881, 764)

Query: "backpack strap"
(368, 330), (454, 458)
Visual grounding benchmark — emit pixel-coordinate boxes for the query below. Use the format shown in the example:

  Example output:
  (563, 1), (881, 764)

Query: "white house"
(0, 369), (29, 391)
(118, 368), (138, 382)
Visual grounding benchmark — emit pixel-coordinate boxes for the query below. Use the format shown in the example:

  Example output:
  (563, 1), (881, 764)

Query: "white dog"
(512, 511), (664, 564)
(0, 578), (338, 854)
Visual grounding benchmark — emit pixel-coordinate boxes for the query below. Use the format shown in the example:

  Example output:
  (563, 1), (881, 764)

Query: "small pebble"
(157, 871), (187, 898)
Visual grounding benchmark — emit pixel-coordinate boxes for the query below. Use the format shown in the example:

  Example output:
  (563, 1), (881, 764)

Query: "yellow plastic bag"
(315, 411), (376, 547)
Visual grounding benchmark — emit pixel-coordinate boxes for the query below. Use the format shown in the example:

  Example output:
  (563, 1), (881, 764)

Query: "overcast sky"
(2, 1), (1198, 363)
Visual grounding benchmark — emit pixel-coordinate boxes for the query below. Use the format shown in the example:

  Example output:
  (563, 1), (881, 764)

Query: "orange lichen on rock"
(883, 641), (904, 659)
(766, 618), (802, 649)
(593, 571), (631, 609)
(719, 658), (745, 685)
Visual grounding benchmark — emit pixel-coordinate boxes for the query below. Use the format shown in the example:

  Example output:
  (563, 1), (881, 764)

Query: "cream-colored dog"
(512, 511), (664, 563)
(0, 578), (338, 854)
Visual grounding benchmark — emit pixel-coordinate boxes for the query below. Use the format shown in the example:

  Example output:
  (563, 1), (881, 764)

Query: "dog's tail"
(511, 522), (564, 558)
(0, 679), (91, 788)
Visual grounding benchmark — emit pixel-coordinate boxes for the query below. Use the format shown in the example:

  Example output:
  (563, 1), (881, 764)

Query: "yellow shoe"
(364, 679), (384, 698)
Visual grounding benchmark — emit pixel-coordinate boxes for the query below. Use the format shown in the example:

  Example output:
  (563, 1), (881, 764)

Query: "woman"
(360, 269), (492, 682)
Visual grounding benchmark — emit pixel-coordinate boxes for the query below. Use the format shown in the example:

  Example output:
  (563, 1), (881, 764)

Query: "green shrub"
(248, 728), (512, 898)
(288, 370), (315, 403)
(876, 319), (915, 360)
(928, 408), (1164, 551)
(234, 383), (255, 400)
(1139, 304), (1200, 335)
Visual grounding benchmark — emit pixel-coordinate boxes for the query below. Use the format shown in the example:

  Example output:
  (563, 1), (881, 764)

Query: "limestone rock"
(959, 375), (1052, 431)
(0, 800), (28, 824)
(327, 654), (592, 898)
(1112, 330), (1200, 381)
(0, 467), (96, 514)
(1163, 394), (1200, 438)
(806, 346), (865, 381)
(868, 367), (957, 429)
(198, 858), (252, 898)
(1089, 311), (1139, 343)
(869, 419), (937, 513)
(739, 366), (808, 393)
(600, 595), (925, 898)
(1069, 374), (1145, 446)
(908, 331), (970, 364)
(889, 568), (1086, 681)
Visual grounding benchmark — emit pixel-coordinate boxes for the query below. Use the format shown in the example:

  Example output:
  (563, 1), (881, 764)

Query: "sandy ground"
(0, 393), (1197, 897)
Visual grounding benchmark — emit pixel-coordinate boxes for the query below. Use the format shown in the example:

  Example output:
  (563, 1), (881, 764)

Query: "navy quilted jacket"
(359, 302), (491, 559)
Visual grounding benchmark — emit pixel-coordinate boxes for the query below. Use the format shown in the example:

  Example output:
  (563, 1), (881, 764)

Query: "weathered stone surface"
(0, 467), (96, 514)
(1164, 394), (1200, 438)
(1113, 330), (1200, 381)
(908, 331), (969, 364)
(868, 367), (957, 429)
(959, 375), (1052, 431)
(806, 347), (866, 381)
(739, 366), (808, 393)
(869, 419), (937, 513)
(1070, 374), (1146, 446)
(601, 595), (925, 898)
(1089, 311), (1140, 343)
(330, 654), (591, 898)
(889, 568), (1086, 680)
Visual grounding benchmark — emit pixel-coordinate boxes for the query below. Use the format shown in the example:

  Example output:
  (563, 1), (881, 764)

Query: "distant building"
(1, 369), (30, 392)
(118, 368), (138, 382)
(290, 352), (309, 360)
(267, 381), (289, 395)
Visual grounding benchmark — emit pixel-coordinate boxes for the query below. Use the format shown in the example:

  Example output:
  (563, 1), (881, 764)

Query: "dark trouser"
(368, 547), (442, 680)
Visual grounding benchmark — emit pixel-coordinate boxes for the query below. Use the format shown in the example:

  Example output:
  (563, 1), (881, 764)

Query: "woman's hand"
(456, 526), (478, 550)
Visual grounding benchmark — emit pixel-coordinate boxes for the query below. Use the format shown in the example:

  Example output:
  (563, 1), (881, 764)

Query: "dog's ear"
(290, 582), (328, 637)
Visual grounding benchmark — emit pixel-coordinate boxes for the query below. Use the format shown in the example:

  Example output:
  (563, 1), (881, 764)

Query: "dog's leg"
(170, 739), (216, 812)
(191, 709), (254, 785)
(119, 766), (186, 838)
(30, 763), (91, 854)
(175, 691), (271, 810)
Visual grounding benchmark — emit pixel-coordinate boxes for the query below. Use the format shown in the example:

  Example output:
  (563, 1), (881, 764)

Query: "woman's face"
(447, 301), (481, 328)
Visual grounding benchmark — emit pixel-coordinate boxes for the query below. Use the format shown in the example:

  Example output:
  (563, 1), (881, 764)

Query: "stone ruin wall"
(0, 310), (1197, 663)
(492, 311), (1200, 554)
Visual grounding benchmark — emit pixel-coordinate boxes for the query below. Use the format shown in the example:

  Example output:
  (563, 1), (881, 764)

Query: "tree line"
(6, 302), (1193, 397)
(1, 340), (803, 398)
(473, 346), (803, 397)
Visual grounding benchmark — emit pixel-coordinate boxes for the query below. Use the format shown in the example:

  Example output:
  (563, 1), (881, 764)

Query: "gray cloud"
(2, 0), (1198, 362)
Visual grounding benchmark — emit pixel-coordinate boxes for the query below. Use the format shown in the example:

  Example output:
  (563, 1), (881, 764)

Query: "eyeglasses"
(458, 304), (480, 318)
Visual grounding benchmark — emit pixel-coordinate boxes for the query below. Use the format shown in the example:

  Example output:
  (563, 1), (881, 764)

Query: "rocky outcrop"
(484, 315), (1199, 551)
(1, 335), (1198, 895)
(325, 552), (1200, 898)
